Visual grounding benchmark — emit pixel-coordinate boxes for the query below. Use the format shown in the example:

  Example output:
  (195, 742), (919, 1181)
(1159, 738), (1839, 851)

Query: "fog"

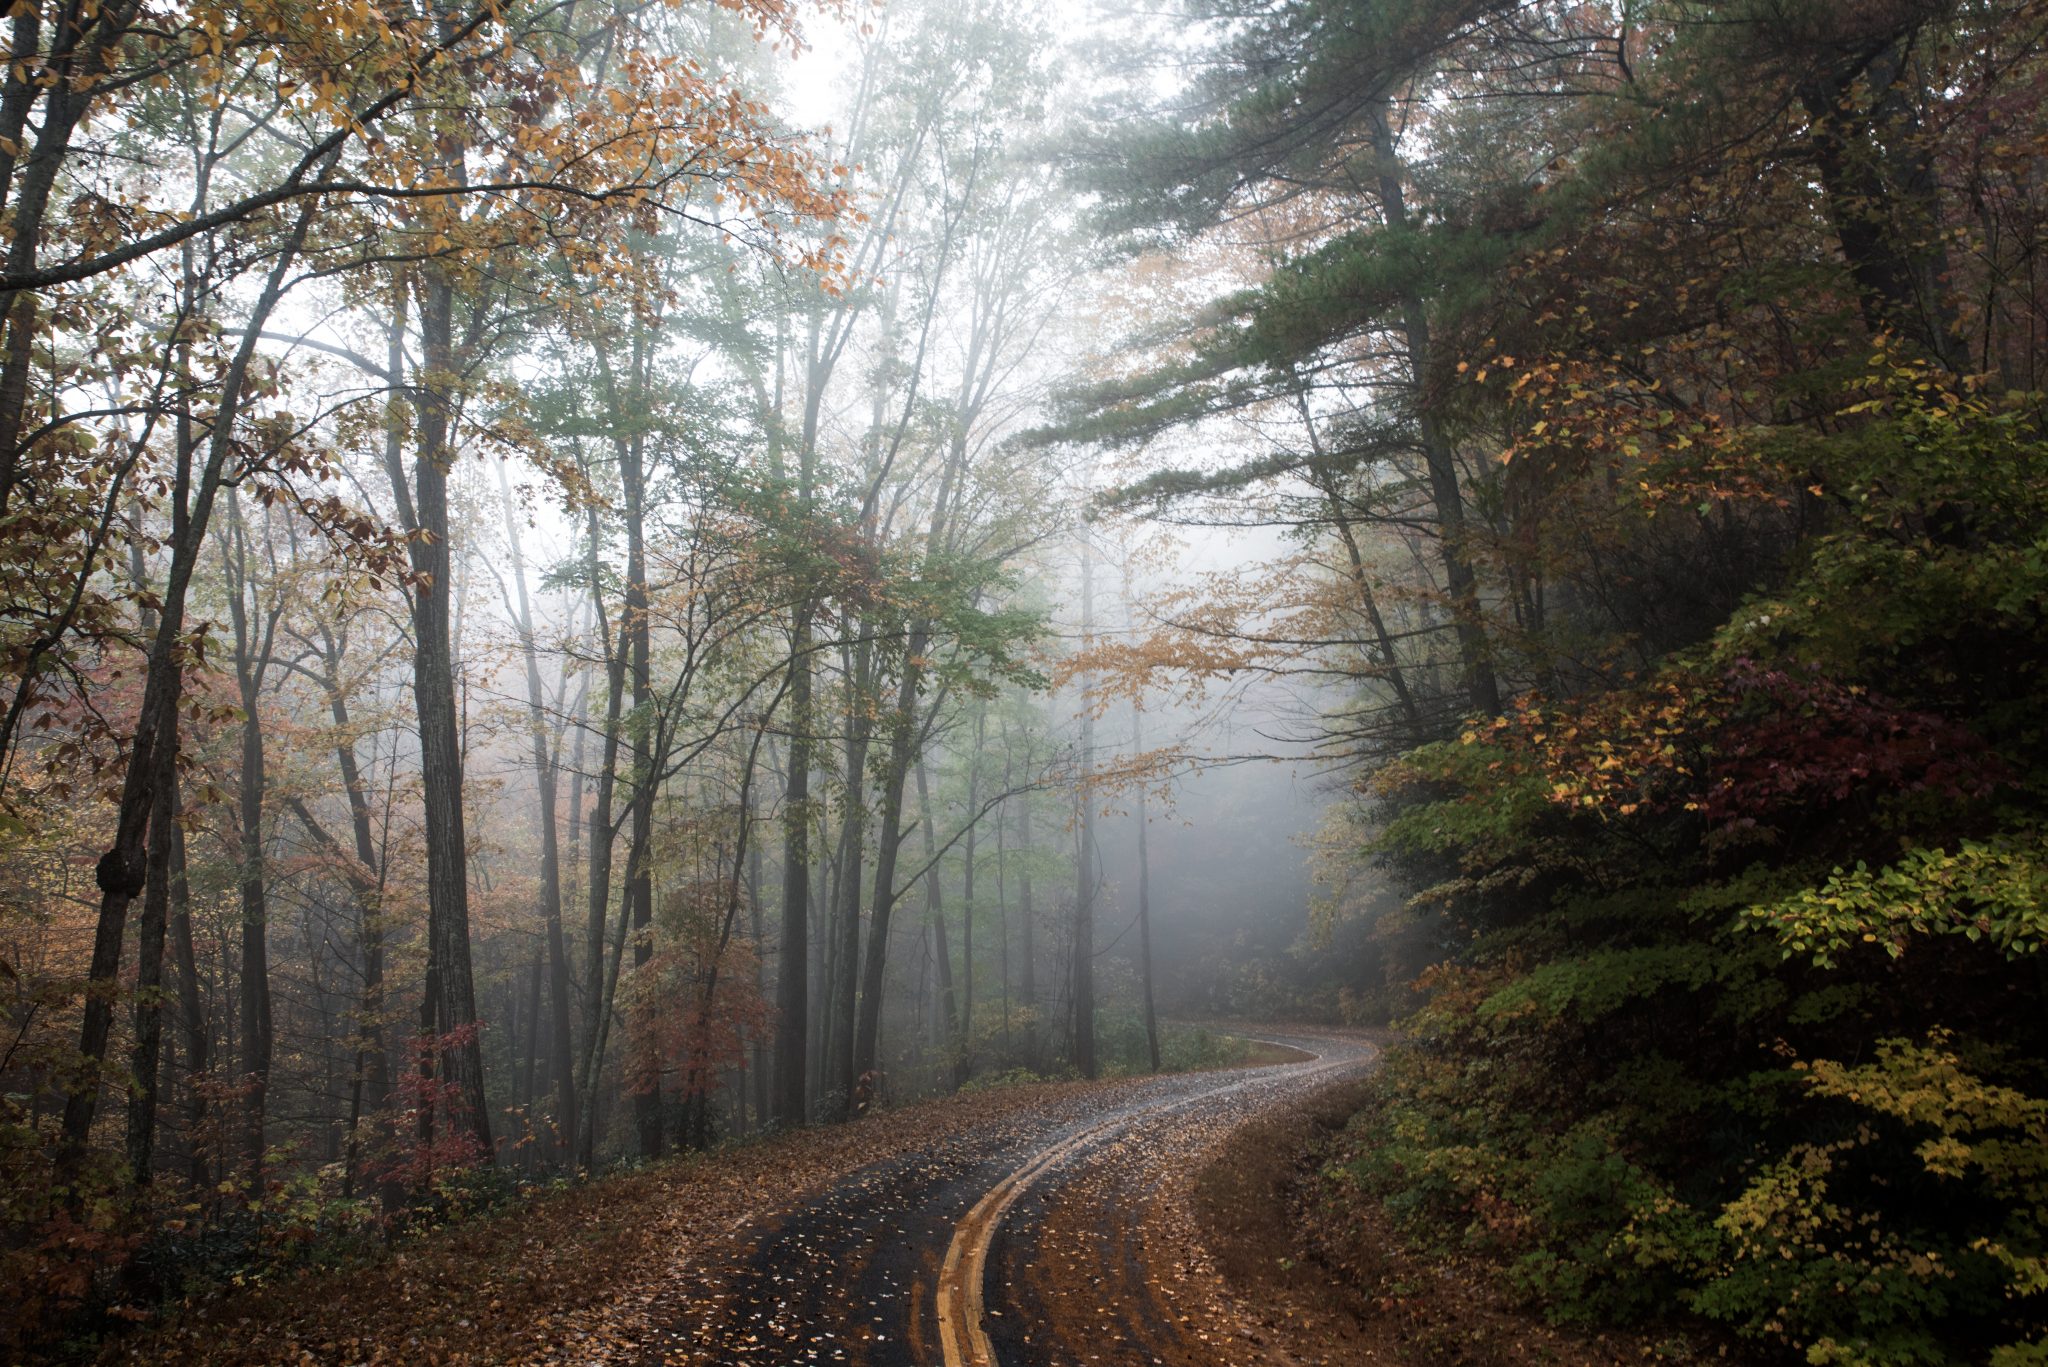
(3, 0), (1435, 1201)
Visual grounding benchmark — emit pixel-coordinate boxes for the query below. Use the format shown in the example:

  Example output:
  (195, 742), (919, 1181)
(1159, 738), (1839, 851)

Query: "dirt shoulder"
(94, 1076), (1138, 1367)
(1188, 1074), (1736, 1366)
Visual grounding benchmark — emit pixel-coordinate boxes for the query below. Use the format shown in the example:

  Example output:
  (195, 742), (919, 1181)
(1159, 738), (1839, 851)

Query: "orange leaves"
(1483, 344), (1798, 513)
(1066, 742), (1191, 813)
(621, 880), (772, 1103)
(1053, 629), (1260, 712)
(151, 0), (862, 306)
(1486, 676), (1708, 821)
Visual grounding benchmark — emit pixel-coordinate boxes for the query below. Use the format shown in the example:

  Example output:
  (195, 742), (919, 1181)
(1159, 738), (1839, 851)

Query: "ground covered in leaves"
(95, 1077), (1141, 1367)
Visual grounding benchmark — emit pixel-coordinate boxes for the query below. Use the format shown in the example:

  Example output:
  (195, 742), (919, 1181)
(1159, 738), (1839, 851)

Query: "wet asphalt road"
(651, 1033), (1378, 1367)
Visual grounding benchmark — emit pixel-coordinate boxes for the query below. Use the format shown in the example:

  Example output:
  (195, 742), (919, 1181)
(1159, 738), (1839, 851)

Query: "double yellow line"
(932, 1040), (1363, 1367)
(934, 1108), (1133, 1367)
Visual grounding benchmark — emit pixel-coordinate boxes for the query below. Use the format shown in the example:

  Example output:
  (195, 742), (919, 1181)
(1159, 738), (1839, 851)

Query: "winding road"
(649, 1033), (1378, 1367)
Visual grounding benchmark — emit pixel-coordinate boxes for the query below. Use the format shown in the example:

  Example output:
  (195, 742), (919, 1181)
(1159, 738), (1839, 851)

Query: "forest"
(2, 0), (2045, 1364)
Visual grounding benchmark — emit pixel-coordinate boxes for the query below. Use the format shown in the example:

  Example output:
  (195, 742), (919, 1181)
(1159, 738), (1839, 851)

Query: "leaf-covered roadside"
(1189, 1072), (1755, 1364)
(92, 1077), (1129, 1367)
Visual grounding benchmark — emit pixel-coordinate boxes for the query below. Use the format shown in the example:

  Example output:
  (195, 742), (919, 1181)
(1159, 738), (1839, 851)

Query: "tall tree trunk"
(399, 264), (493, 1162)
(958, 716), (984, 1086)
(576, 866), (634, 1169)
(1130, 703), (1160, 1075)
(167, 801), (207, 1186)
(1072, 530), (1097, 1080)
(774, 603), (813, 1127)
(773, 301), (838, 1130)
(1368, 103), (1499, 719)
(747, 834), (769, 1131)
(846, 358), (974, 1098)
(565, 667), (588, 1030)
(1017, 788), (1037, 1049)
(517, 955), (544, 1148)
(330, 314), (412, 1205)
(825, 636), (873, 1109)
(809, 832), (831, 1116)
(850, 621), (932, 1105)
(336, 760), (394, 1208)
(1798, 38), (1969, 374)
(621, 418), (661, 1158)
(580, 484), (628, 1113)
(224, 495), (275, 1181)
(995, 772), (1010, 1052)
(498, 460), (578, 1163)
(122, 733), (179, 1184)
(0, 0), (143, 514)
(915, 761), (959, 1078)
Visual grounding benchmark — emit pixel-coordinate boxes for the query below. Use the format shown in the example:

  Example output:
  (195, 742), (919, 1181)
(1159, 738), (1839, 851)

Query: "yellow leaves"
(1916, 1136), (1973, 1179)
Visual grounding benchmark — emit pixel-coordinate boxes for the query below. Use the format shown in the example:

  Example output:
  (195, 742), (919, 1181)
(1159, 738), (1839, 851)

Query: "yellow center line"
(933, 1041), (1365, 1367)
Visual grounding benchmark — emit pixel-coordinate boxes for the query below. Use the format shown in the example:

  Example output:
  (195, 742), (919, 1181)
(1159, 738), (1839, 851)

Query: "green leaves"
(1745, 836), (2048, 969)
(1476, 945), (1719, 1026)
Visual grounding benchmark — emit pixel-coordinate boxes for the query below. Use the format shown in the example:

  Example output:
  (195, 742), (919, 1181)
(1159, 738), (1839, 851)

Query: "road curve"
(653, 1033), (1377, 1367)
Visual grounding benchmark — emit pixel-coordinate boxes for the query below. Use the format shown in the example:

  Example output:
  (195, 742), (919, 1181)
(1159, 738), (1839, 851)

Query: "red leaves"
(1522, 658), (2006, 839)
(1696, 660), (2006, 832)
(379, 1023), (490, 1190)
(622, 883), (771, 1104)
